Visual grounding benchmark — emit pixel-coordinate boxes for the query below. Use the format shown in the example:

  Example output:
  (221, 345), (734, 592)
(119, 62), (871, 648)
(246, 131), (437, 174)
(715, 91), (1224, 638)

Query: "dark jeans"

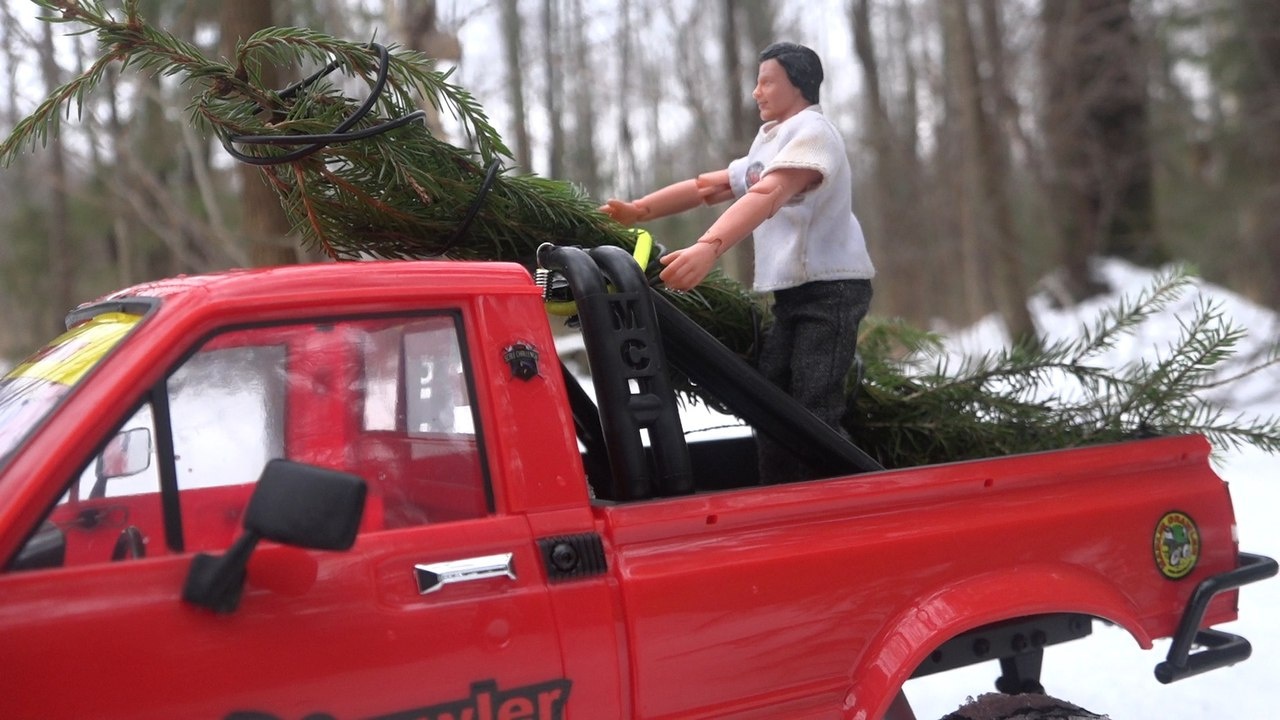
(756, 278), (872, 483)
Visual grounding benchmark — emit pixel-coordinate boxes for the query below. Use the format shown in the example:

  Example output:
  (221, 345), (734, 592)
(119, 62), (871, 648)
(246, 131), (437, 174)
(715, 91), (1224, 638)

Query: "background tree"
(1042, 0), (1161, 301)
(221, 0), (296, 267)
(3, 0), (1280, 362)
(500, 0), (533, 171)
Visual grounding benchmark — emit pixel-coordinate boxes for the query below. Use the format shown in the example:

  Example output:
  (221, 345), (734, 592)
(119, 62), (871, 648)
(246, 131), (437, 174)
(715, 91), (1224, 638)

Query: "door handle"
(414, 552), (516, 595)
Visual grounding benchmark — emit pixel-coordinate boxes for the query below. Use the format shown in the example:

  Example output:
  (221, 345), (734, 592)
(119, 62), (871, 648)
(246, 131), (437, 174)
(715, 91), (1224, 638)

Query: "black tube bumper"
(1155, 551), (1278, 684)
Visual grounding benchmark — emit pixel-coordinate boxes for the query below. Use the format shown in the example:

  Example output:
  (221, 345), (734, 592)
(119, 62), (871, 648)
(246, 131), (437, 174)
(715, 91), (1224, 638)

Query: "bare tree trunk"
(542, 0), (564, 179)
(1042, 0), (1160, 301)
(105, 69), (134, 289)
(940, 0), (986, 321)
(852, 0), (928, 321)
(38, 15), (74, 330)
(721, 0), (748, 149)
(976, 0), (1039, 347)
(720, 0), (757, 285)
(1236, 0), (1280, 309)
(568, 0), (601, 196)
(222, 0), (297, 267)
(500, 0), (533, 172)
(398, 0), (462, 140)
(940, 0), (1038, 346)
(615, 0), (638, 198)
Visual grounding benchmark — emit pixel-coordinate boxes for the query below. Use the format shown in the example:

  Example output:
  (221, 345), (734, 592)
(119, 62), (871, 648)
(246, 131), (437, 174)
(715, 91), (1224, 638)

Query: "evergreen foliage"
(849, 268), (1280, 465)
(4, 1), (1278, 468)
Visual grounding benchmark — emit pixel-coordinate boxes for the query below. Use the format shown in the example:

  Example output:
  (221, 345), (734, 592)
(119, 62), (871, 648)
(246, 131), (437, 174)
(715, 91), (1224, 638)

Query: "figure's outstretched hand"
(599, 199), (644, 226)
(658, 242), (718, 291)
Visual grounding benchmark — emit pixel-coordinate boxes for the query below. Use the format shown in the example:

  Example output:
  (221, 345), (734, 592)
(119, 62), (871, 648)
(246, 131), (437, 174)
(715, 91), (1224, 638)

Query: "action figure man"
(601, 42), (875, 483)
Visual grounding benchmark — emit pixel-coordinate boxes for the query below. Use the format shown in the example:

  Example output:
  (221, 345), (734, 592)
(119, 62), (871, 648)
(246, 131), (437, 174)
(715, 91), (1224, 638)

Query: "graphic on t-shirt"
(745, 161), (805, 206)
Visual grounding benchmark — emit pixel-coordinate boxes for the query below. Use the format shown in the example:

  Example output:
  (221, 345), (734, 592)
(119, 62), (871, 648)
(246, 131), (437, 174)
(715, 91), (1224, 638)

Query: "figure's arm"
(600, 170), (734, 226)
(658, 167), (820, 291)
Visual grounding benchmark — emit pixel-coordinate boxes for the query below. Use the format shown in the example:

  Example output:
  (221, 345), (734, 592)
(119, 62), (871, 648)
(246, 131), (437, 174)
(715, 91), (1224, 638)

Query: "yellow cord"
(545, 229), (653, 316)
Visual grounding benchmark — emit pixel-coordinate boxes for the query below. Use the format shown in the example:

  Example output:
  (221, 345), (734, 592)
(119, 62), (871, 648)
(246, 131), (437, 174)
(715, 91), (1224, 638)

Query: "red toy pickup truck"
(0, 245), (1273, 719)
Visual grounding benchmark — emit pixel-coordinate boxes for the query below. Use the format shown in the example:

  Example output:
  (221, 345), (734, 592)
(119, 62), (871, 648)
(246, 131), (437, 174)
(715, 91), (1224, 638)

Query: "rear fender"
(844, 564), (1151, 720)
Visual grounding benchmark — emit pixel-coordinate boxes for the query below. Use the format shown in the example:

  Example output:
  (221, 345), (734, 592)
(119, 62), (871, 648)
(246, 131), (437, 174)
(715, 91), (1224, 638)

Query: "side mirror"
(97, 427), (152, 479)
(183, 460), (366, 613)
(89, 427), (152, 499)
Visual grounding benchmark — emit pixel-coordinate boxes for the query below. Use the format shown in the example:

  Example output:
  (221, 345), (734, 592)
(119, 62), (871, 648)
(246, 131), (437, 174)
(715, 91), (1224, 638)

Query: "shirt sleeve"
(727, 155), (750, 198)
(763, 116), (842, 187)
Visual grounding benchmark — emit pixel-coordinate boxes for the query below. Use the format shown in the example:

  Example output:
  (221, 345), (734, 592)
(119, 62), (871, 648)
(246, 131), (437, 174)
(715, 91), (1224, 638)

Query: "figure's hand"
(599, 198), (644, 226)
(658, 242), (718, 291)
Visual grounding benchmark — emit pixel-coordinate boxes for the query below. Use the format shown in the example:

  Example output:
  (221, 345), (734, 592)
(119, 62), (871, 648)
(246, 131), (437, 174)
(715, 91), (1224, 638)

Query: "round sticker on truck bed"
(1154, 511), (1200, 579)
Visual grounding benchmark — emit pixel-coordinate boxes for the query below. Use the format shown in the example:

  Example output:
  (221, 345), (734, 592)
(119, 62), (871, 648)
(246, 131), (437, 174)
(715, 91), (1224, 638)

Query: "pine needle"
(5, 2), (1278, 468)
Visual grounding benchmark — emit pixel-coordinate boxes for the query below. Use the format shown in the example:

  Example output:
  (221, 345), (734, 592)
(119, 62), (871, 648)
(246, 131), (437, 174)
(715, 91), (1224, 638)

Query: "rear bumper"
(1155, 552), (1278, 683)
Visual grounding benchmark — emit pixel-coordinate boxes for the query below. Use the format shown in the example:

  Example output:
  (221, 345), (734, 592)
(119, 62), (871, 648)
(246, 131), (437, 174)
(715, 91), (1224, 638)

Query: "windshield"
(0, 312), (143, 464)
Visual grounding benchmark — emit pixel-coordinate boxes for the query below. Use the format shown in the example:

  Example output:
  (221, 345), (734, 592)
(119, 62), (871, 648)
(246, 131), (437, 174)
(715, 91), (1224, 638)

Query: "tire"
(939, 692), (1109, 720)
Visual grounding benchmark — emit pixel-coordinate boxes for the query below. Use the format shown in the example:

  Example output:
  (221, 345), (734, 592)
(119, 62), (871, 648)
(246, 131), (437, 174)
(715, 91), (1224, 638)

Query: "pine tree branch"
(5, 2), (1278, 469)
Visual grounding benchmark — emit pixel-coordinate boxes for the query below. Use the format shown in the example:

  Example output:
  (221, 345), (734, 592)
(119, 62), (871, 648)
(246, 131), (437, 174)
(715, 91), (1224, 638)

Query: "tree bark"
(940, 0), (987, 322)
(852, 0), (929, 321)
(37, 14), (74, 331)
(1235, 0), (1280, 309)
(976, 0), (1039, 348)
(568, 0), (601, 196)
(398, 0), (462, 140)
(222, 0), (297, 267)
(542, 0), (564, 179)
(500, 0), (533, 172)
(1042, 0), (1160, 302)
(941, 0), (1038, 346)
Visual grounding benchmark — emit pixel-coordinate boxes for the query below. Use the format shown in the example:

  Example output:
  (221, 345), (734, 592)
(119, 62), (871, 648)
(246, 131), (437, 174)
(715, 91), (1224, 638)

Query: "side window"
(358, 317), (489, 528)
(167, 341), (287, 553)
(30, 404), (166, 569)
(11, 313), (489, 572)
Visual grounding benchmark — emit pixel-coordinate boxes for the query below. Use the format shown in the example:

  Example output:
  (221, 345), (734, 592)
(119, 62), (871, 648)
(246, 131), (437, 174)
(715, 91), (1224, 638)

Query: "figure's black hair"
(759, 42), (823, 104)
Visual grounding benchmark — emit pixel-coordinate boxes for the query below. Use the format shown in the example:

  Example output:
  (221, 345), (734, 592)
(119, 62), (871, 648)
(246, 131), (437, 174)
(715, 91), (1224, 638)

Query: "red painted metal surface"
(0, 260), (1249, 719)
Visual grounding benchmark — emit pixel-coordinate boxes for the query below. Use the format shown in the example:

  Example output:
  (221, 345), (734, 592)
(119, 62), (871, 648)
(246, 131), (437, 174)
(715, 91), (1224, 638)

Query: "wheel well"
(845, 565), (1152, 719)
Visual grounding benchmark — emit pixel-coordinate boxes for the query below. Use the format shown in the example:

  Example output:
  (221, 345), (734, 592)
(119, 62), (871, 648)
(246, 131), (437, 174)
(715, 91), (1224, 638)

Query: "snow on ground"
(906, 260), (1280, 719)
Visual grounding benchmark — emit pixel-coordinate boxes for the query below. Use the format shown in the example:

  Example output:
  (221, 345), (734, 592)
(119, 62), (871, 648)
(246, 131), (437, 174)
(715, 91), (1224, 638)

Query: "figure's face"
(752, 59), (806, 123)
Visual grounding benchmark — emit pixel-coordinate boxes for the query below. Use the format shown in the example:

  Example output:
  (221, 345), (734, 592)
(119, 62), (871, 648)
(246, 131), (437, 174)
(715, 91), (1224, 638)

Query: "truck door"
(0, 313), (569, 720)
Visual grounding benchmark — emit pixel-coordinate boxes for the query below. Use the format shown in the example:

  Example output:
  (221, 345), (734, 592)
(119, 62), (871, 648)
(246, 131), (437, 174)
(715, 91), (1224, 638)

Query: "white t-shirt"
(728, 105), (875, 292)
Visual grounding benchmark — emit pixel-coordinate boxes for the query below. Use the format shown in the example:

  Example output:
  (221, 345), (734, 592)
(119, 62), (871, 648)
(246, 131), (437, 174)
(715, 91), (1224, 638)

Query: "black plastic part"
(222, 43), (427, 167)
(910, 613), (1092, 680)
(9, 521), (65, 571)
(1155, 551), (1278, 684)
(182, 532), (260, 614)
(536, 244), (692, 501)
(110, 526), (146, 561)
(64, 298), (158, 330)
(648, 290), (884, 477)
(245, 460), (367, 550)
(995, 650), (1045, 694)
(150, 384), (186, 554)
(560, 366), (613, 497)
(182, 461), (368, 613)
(538, 533), (608, 582)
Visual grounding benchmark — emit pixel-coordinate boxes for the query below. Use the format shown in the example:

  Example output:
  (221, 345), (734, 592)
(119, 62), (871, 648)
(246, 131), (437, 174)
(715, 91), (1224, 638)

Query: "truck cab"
(0, 250), (1272, 719)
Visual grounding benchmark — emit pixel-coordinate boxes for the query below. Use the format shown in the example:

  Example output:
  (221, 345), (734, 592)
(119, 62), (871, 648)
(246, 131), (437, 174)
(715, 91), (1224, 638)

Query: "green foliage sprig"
(4, 2), (1278, 468)
(0, 0), (760, 357)
(849, 266), (1280, 465)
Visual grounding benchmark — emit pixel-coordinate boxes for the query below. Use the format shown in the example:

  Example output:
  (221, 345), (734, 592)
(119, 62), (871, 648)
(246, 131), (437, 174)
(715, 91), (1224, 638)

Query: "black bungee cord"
(218, 41), (503, 247)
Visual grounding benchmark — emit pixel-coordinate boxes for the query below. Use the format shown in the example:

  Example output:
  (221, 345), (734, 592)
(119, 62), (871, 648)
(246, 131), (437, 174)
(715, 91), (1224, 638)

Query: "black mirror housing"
(245, 459), (366, 551)
(183, 460), (367, 613)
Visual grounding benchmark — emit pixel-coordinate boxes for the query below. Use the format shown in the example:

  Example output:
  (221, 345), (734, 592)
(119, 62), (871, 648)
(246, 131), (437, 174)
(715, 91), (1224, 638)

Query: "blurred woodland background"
(1, 0), (1278, 361)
